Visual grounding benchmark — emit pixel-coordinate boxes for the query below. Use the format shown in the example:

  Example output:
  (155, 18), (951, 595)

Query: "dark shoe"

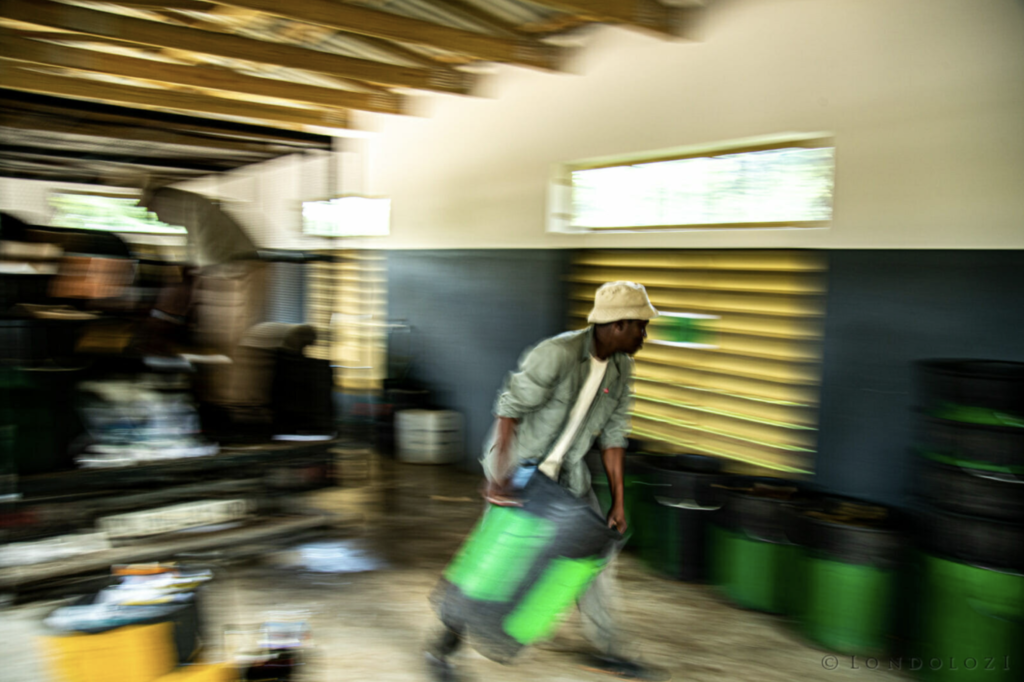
(424, 625), (463, 681)
(580, 654), (671, 681)
(424, 652), (457, 682)
(426, 625), (463, 659)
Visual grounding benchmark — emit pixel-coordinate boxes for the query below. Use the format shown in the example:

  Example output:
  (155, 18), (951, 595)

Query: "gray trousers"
(578, 489), (628, 658)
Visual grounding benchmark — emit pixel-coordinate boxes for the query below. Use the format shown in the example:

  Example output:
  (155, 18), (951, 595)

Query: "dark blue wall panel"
(386, 250), (571, 470)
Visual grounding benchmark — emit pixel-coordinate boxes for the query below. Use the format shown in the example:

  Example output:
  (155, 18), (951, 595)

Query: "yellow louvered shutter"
(305, 250), (387, 392)
(569, 250), (826, 474)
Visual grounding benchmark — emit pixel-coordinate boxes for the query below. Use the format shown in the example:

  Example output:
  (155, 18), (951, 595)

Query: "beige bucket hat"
(587, 281), (659, 324)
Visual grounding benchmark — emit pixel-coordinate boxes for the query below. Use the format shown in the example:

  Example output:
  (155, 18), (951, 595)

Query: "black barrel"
(915, 505), (1024, 573)
(638, 454), (723, 581)
(919, 415), (1024, 469)
(917, 359), (1024, 419)
(917, 457), (1024, 522)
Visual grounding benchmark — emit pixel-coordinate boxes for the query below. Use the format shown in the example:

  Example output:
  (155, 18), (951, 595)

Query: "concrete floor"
(3, 452), (905, 681)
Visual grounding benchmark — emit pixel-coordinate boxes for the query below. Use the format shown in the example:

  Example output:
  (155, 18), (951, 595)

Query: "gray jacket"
(482, 326), (634, 497)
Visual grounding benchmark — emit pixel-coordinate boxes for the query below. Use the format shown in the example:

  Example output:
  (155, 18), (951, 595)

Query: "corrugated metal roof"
(460, 0), (559, 26)
(344, 0), (499, 35)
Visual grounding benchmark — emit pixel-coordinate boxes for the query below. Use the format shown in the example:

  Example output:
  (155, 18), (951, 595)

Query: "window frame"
(548, 133), (835, 234)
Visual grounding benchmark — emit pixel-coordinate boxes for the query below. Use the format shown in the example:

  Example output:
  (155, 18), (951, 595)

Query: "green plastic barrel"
(592, 453), (723, 581)
(445, 505), (559, 604)
(434, 472), (619, 662)
(915, 554), (1024, 682)
(779, 537), (807, 617)
(444, 505), (608, 648)
(788, 496), (903, 655)
(646, 497), (685, 579)
(709, 476), (803, 613)
(801, 552), (895, 655)
(710, 524), (796, 613)
(446, 504), (606, 646)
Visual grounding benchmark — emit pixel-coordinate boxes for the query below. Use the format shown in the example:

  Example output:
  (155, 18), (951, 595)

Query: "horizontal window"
(302, 196), (390, 237)
(49, 193), (186, 235)
(552, 135), (834, 232)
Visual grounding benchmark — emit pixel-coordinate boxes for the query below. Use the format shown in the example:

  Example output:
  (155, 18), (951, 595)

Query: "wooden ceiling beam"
(0, 167), (188, 186)
(110, 0), (217, 11)
(523, 0), (695, 37)
(0, 117), (279, 156)
(0, 27), (160, 52)
(0, 65), (353, 130)
(0, 137), (267, 167)
(1, 156), (80, 171)
(0, 33), (407, 115)
(210, 0), (564, 70)
(424, 0), (532, 39)
(150, 11), (445, 88)
(1, 153), (212, 176)
(345, 34), (451, 70)
(0, 0), (474, 94)
(1, 89), (333, 147)
(3, 105), (312, 149)
(0, 144), (240, 172)
(518, 15), (598, 37)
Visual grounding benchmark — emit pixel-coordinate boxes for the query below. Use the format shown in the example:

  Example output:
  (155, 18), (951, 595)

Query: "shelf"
(0, 513), (350, 591)
(16, 439), (339, 499)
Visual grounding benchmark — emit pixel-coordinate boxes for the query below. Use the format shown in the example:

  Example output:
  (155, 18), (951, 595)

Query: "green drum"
(710, 477), (804, 613)
(710, 528), (788, 613)
(801, 553), (895, 654)
(433, 471), (621, 663)
(710, 524), (798, 613)
(910, 505), (1024, 682)
(778, 535), (807, 618)
(790, 496), (903, 656)
(915, 554), (1023, 682)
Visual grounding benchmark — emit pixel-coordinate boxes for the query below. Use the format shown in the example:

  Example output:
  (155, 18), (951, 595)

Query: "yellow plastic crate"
(40, 621), (176, 682)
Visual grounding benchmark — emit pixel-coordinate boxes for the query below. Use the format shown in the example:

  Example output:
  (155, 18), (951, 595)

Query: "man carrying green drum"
(426, 282), (667, 681)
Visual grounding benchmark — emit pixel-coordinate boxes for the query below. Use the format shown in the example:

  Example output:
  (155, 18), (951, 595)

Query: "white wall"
(363, 0), (1024, 250)
(172, 141), (376, 251)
